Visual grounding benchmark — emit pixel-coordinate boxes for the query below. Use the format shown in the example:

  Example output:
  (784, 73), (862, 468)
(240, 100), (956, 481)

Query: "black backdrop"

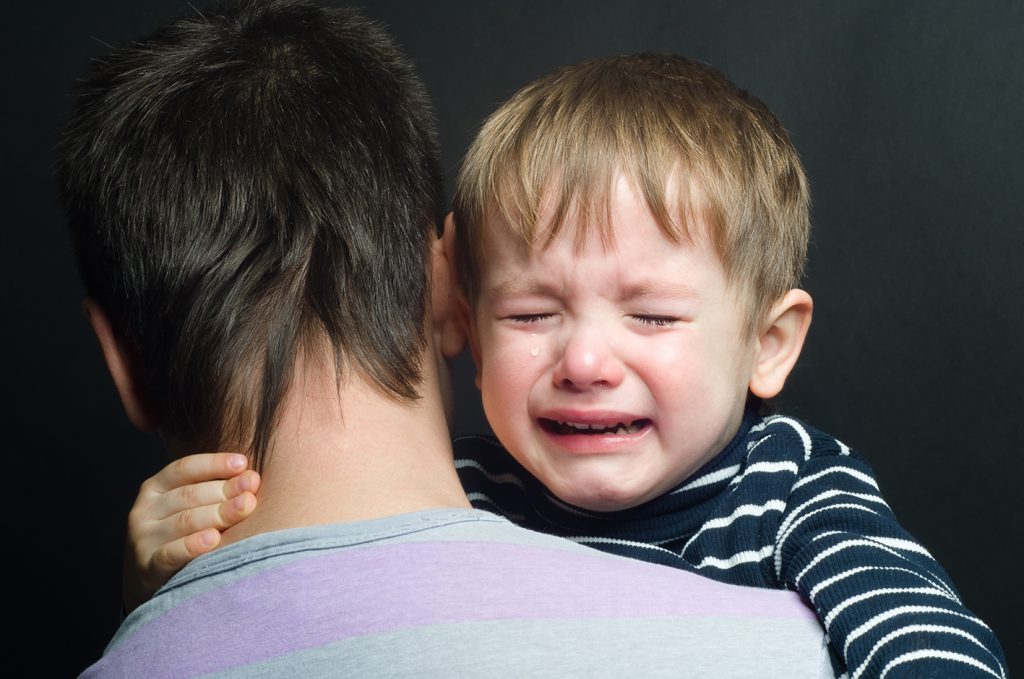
(4, 1), (1021, 674)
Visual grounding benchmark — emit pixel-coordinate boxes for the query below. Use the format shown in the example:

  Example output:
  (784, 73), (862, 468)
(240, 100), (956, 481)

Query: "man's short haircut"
(453, 53), (809, 337)
(58, 0), (442, 469)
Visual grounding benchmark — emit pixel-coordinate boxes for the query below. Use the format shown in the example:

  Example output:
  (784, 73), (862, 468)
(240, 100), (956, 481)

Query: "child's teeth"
(553, 420), (642, 434)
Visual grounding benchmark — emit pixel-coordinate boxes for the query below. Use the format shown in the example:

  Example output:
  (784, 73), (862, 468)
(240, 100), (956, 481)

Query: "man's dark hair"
(58, 0), (443, 469)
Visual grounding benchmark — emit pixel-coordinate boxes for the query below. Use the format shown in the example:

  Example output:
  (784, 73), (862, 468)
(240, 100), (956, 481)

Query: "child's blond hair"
(454, 53), (809, 337)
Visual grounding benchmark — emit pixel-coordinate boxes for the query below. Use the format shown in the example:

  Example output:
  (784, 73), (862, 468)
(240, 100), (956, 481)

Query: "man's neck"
(212, 349), (470, 546)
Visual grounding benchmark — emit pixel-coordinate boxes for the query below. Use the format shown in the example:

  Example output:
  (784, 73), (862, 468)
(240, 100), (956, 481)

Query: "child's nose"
(552, 327), (625, 391)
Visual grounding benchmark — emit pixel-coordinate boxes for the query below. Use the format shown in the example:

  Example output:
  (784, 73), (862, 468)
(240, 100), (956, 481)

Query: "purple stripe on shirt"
(89, 540), (815, 677)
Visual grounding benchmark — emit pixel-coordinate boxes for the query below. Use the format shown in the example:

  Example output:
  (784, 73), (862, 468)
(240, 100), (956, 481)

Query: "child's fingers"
(124, 527), (224, 613)
(134, 488), (259, 557)
(228, 469), (261, 498)
(143, 452), (249, 495)
(218, 491), (257, 527)
(123, 494), (257, 610)
(169, 491), (258, 538)
(150, 470), (261, 521)
(152, 529), (222, 574)
(122, 459), (251, 614)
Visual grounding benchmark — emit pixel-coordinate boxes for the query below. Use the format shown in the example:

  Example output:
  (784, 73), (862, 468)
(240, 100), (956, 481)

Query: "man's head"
(452, 54), (813, 510)
(58, 0), (443, 470)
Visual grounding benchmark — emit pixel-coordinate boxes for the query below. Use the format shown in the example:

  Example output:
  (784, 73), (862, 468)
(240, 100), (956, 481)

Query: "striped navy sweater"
(454, 407), (1006, 678)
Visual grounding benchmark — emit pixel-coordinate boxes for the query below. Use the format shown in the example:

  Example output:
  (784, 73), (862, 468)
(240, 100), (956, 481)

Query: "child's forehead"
(482, 171), (714, 255)
(479, 192), (725, 289)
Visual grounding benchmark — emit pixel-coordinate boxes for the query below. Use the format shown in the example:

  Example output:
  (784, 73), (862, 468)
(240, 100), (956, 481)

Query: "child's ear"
(430, 213), (468, 359)
(83, 298), (160, 432)
(748, 289), (813, 399)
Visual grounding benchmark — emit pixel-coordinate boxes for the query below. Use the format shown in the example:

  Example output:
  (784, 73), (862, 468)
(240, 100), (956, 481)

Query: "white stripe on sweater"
(792, 464), (879, 492)
(862, 535), (936, 559)
(777, 488), (890, 541)
(774, 488), (890, 576)
(854, 624), (1004, 679)
(878, 649), (1004, 679)
(694, 544), (774, 570)
(744, 460), (801, 475)
(454, 459), (526, 489)
(809, 565), (957, 601)
(724, 458), (798, 490)
(822, 586), (958, 628)
(752, 416), (813, 459)
(744, 436), (770, 456)
(680, 501), (787, 555)
(811, 531), (938, 560)
(671, 464), (742, 493)
(794, 537), (911, 587)
(844, 605), (994, 656)
(776, 502), (883, 578)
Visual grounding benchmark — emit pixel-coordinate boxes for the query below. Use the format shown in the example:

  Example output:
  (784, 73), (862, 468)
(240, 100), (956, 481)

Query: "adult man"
(62, 1), (831, 676)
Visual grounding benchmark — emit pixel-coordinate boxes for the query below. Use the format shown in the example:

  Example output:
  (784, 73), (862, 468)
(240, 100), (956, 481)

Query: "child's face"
(468, 176), (759, 511)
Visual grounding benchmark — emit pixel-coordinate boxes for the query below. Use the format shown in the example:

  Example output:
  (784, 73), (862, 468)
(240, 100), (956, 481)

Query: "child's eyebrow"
(623, 281), (702, 301)
(489, 278), (559, 298)
(488, 279), (702, 301)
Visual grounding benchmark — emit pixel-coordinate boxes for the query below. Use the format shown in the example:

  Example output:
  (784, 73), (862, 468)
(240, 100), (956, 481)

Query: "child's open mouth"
(539, 418), (651, 436)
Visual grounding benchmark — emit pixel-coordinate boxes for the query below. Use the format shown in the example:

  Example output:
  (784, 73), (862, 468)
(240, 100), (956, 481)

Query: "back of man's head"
(58, 0), (442, 469)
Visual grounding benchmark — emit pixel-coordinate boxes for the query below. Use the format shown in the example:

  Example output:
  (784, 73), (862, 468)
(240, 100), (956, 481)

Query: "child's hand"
(122, 453), (259, 613)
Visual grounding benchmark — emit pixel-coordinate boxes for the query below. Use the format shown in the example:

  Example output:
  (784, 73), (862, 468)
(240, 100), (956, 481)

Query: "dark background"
(4, 0), (1020, 674)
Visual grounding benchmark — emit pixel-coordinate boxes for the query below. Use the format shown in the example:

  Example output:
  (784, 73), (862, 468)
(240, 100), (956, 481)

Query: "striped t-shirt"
(81, 509), (830, 678)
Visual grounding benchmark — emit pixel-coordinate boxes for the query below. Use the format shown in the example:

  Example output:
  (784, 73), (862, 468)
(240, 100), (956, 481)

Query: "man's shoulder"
(83, 508), (831, 679)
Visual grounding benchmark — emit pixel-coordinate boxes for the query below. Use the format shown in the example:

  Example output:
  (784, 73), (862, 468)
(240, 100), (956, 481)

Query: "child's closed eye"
(631, 315), (678, 327)
(506, 313), (556, 324)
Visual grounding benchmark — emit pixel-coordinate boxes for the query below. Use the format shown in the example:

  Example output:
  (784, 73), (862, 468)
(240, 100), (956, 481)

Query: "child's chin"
(554, 480), (653, 513)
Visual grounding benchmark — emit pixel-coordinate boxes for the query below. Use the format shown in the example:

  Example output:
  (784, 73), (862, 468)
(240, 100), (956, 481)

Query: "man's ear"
(430, 213), (468, 359)
(748, 289), (813, 399)
(83, 298), (159, 432)
(435, 213), (483, 389)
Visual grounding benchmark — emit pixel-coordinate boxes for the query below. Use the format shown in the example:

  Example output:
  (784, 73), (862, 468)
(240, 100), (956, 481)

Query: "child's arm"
(123, 453), (259, 613)
(773, 426), (1006, 678)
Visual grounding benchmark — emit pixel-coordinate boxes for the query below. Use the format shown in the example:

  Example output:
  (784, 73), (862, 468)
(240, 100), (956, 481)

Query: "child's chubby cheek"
(477, 326), (549, 405)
